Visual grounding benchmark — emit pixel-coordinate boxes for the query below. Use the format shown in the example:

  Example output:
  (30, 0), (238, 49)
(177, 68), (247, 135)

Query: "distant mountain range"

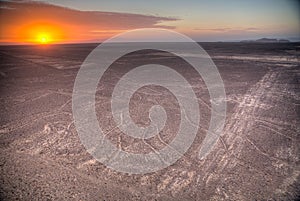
(240, 38), (291, 43)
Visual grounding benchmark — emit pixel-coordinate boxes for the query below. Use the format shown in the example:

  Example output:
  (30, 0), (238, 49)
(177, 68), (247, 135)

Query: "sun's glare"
(19, 23), (64, 44)
(37, 33), (50, 44)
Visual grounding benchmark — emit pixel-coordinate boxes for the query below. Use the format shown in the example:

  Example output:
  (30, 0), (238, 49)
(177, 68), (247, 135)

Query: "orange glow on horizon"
(5, 22), (112, 44)
(3, 22), (68, 44)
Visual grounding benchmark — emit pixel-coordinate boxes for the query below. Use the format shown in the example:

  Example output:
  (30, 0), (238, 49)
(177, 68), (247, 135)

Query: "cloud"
(194, 27), (260, 33)
(0, 5), (16, 9)
(0, 0), (179, 43)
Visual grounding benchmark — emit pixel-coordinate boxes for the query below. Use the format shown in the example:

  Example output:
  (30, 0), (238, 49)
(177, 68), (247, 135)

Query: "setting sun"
(8, 22), (65, 44)
(37, 33), (50, 44)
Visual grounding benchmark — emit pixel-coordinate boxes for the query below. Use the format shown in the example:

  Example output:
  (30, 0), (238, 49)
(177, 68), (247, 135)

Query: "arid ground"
(0, 43), (299, 200)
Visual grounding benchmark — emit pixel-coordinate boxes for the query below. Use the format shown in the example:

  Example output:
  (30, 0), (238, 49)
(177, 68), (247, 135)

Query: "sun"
(20, 23), (65, 44)
(40, 37), (47, 43)
(37, 33), (51, 44)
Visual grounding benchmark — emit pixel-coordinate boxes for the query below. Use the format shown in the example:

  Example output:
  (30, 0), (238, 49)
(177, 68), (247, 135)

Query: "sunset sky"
(0, 0), (299, 44)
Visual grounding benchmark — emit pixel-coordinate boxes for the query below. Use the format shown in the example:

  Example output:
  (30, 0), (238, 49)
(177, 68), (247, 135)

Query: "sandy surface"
(0, 43), (299, 200)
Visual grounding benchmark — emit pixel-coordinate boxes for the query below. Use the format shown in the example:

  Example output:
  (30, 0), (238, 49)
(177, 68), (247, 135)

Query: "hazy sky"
(0, 0), (299, 43)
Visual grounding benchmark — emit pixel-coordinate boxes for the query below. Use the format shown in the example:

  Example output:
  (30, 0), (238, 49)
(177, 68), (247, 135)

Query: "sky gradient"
(0, 0), (299, 44)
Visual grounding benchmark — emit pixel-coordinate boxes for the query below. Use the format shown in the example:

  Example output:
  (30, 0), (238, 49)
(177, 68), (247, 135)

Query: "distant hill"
(241, 38), (290, 43)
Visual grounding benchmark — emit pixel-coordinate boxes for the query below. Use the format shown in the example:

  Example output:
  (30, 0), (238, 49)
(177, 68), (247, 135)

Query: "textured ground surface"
(0, 43), (299, 200)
